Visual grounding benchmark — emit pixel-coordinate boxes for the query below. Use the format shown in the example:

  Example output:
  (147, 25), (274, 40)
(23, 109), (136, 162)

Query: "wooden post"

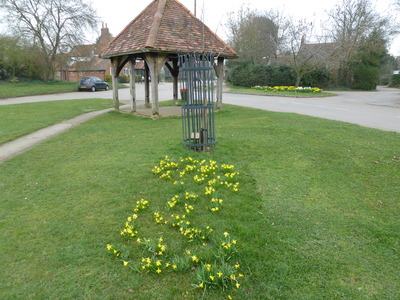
(216, 57), (224, 110)
(144, 53), (168, 115)
(173, 59), (179, 105)
(111, 57), (119, 109)
(165, 59), (179, 105)
(129, 58), (136, 113)
(144, 62), (150, 108)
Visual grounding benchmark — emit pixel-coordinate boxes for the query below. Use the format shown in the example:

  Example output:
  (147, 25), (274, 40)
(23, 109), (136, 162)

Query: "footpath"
(0, 108), (113, 163)
(0, 102), (181, 163)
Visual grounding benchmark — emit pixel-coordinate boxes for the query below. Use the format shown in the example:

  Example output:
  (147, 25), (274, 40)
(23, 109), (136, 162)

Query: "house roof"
(75, 56), (110, 71)
(69, 44), (96, 57)
(100, 0), (237, 59)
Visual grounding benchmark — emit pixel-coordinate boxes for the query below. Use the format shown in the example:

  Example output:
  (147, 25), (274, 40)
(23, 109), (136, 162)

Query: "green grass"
(0, 81), (78, 98)
(0, 99), (113, 144)
(226, 83), (336, 97)
(0, 81), (125, 98)
(0, 104), (399, 299)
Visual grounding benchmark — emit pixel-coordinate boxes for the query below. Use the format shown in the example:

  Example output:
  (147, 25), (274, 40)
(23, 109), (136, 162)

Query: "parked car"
(78, 76), (109, 92)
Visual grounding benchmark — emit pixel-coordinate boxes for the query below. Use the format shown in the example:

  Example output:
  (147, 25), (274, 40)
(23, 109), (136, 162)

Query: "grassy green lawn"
(226, 83), (336, 97)
(0, 104), (399, 299)
(0, 81), (78, 98)
(0, 99), (113, 145)
(0, 81), (125, 99)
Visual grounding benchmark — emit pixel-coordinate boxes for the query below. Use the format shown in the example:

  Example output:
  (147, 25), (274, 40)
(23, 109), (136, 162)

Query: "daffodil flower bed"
(252, 85), (322, 93)
(106, 156), (243, 298)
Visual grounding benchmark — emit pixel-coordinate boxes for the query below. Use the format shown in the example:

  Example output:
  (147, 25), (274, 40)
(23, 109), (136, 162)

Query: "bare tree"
(226, 6), (286, 65)
(326, 0), (393, 85)
(279, 19), (333, 86)
(0, 0), (98, 81)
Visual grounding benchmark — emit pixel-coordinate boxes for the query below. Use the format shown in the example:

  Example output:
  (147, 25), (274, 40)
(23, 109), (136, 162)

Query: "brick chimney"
(97, 23), (113, 55)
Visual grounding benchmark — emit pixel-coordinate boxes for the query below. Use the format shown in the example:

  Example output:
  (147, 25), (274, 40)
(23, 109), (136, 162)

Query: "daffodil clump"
(106, 156), (244, 298)
(252, 85), (322, 93)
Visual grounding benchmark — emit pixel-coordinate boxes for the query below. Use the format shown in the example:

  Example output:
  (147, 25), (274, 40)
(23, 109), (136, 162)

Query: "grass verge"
(0, 81), (78, 98)
(226, 83), (336, 97)
(0, 81), (126, 99)
(0, 105), (399, 299)
(0, 99), (112, 144)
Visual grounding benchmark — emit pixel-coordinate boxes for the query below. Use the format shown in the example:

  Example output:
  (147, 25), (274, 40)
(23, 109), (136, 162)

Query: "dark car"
(78, 76), (109, 92)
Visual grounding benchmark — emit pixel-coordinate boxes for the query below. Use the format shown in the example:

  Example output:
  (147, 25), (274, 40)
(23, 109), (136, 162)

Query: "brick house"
(55, 24), (144, 82)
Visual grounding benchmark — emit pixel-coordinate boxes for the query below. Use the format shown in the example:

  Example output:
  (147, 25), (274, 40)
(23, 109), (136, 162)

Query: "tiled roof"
(69, 44), (96, 57)
(75, 56), (110, 71)
(100, 0), (237, 59)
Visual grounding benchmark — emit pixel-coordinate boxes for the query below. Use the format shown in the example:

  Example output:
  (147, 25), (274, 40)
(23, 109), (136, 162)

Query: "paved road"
(223, 86), (400, 133)
(1, 83), (400, 133)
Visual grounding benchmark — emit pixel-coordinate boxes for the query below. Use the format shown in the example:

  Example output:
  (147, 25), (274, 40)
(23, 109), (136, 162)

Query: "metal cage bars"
(179, 53), (216, 151)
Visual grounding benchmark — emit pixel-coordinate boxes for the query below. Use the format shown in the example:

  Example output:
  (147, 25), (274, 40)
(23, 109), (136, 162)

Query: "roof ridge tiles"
(145, 0), (168, 48)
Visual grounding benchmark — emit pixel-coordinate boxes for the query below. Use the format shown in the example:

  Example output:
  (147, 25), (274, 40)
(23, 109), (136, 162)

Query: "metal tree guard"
(179, 53), (216, 151)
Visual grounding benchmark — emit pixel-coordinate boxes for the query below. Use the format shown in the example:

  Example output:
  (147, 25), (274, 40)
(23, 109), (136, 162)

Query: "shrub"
(227, 63), (296, 87)
(351, 64), (379, 90)
(301, 68), (331, 88)
(118, 75), (130, 83)
(390, 74), (400, 87)
(105, 74), (112, 82)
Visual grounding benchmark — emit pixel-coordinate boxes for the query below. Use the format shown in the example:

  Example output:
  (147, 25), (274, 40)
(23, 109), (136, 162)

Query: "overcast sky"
(0, 0), (398, 54)
(93, 0), (399, 55)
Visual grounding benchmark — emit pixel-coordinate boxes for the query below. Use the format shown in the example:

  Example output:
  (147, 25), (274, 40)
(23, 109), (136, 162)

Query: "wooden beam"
(129, 57), (136, 113)
(144, 53), (168, 115)
(111, 57), (119, 109)
(215, 57), (225, 110)
(109, 55), (130, 110)
(144, 62), (150, 108)
(165, 59), (179, 105)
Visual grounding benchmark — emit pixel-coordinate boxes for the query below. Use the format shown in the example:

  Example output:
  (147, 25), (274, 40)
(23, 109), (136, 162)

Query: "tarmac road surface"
(1, 83), (399, 133)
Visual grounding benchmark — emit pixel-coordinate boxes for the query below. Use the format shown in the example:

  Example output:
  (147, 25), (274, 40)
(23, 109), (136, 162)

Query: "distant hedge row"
(227, 63), (330, 88)
(105, 74), (143, 83)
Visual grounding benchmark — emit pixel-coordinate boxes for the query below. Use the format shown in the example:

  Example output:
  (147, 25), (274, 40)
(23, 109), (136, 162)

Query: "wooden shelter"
(100, 0), (237, 115)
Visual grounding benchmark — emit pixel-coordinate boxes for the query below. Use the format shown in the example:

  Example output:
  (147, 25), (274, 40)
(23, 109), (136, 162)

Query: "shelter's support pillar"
(129, 58), (136, 113)
(165, 59), (179, 105)
(144, 62), (150, 108)
(111, 57), (119, 109)
(215, 57), (225, 110)
(144, 53), (168, 115)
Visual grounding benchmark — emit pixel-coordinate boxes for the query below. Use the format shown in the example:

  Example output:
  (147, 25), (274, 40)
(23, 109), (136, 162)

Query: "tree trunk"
(295, 74), (301, 87)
